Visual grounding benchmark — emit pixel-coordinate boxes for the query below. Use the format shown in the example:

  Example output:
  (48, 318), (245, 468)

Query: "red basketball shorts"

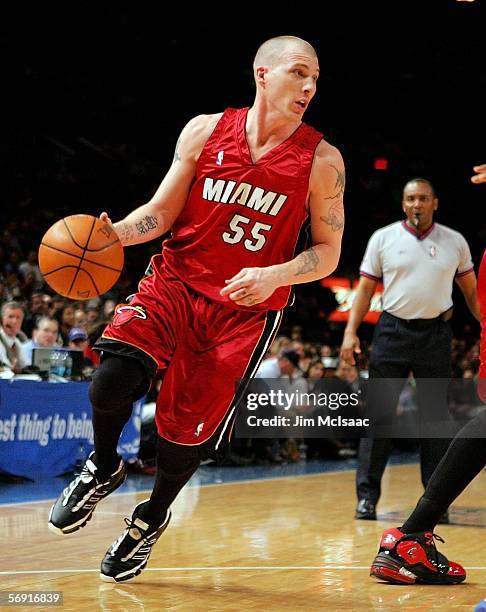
(100, 255), (282, 447)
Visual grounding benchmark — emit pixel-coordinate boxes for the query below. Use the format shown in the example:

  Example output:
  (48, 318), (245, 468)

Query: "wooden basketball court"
(1, 464), (485, 610)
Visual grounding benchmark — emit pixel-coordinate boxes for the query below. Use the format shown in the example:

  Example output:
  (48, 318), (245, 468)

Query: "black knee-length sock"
(401, 410), (486, 533)
(138, 435), (200, 525)
(89, 354), (148, 475)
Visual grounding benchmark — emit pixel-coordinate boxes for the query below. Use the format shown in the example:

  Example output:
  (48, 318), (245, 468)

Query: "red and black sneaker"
(370, 527), (466, 585)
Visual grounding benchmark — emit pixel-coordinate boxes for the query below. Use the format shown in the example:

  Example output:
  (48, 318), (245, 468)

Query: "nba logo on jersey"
(216, 151), (224, 166)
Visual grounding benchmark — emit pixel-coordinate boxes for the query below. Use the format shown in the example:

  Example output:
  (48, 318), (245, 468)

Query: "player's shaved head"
(254, 36), (317, 70)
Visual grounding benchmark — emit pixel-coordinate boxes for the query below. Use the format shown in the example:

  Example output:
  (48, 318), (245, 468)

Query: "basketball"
(38, 214), (124, 300)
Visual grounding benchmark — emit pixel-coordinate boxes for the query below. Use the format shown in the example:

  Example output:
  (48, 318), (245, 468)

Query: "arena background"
(2, 1), (486, 607)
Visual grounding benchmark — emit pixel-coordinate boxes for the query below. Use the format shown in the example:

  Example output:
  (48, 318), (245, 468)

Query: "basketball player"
(370, 163), (486, 585)
(48, 36), (345, 582)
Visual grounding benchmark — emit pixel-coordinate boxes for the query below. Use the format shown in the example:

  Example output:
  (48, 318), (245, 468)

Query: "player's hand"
(220, 267), (280, 306)
(100, 211), (114, 226)
(471, 164), (486, 184)
(339, 331), (361, 365)
(99, 211), (122, 242)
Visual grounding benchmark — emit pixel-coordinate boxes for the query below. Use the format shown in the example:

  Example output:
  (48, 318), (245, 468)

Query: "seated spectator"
(0, 276), (11, 302)
(266, 335), (291, 359)
(23, 292), (50, 338)
(291, 340), (311, 372)
(305, 360), (325, 391)
(86, 301), (102, 326)
(68, 326), (94, 367)
(18, 249), (44, 290)
(20, 270), (38, 297)
(320, 344), (333, 358)
(0, 301), (28, 374)
(48, 295), (67, 318)
(255, 348), (303, 379)
(5, 271), (22, 300)
(290, 324), (303, 341)
(55, 303), (75, 345)
(23, 316), (60, 365)
(103, 299), (116, 320)
(255, 353), (280, 378)
(336, 360), (362, 394)
(4, 250), (21, 277)
(304, 341), (320, 361)
(73, 307), (88, 330)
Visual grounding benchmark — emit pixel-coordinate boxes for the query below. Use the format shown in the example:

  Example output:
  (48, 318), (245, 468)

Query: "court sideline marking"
(0, 467), (360, 508)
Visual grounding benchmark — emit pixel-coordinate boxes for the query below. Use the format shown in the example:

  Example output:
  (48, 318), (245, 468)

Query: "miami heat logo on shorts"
(112, 304), (148, 328)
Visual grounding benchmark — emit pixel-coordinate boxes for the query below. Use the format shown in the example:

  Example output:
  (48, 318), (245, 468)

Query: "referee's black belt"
(383, 307), (453, 328)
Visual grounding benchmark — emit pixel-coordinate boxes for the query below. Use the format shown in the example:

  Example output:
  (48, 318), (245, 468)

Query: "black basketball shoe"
(48, 452), (126, 535)
(370, 527), (466, 585)
(100, 501), (171, 582)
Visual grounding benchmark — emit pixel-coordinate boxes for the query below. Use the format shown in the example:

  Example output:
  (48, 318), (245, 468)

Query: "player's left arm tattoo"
(118, 222), (135, 244)
(320, 200), (344, 232)
(135, 215), (159, 236)
(294, 247), (319, 276)
(321, 164), (345, 232)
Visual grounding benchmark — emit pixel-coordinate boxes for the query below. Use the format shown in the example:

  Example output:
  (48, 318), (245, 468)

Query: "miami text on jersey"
(202, 177), (288, 217)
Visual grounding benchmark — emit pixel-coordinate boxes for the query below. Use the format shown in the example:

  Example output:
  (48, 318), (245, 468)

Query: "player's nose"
(302, 78), (315, 94)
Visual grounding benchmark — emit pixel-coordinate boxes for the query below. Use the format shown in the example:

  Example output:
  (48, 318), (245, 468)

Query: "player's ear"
(255, 66), (267, 85)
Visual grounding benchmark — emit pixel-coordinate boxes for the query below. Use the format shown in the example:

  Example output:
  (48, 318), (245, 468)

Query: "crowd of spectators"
(225, 329), (482, 467)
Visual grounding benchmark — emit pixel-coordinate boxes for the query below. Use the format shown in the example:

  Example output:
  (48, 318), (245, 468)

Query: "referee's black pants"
(356, 311), (453, 505)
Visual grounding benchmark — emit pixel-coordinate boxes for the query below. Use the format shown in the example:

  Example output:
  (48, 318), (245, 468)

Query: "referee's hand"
(340, 331), (361, 366)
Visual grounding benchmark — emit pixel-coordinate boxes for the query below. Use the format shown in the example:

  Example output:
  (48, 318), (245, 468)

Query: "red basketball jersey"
(160, 107), (323, 311)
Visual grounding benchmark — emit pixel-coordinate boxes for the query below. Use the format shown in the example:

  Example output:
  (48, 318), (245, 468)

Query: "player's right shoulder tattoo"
(172, 137), (181, 164)
(321, 164), (345, 232)
(324, 164), (345, 202)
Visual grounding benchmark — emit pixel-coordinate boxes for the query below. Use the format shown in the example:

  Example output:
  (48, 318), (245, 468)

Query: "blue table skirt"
(0, 380), (143, 478)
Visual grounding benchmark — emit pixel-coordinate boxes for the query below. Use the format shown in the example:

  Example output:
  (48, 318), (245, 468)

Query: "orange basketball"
(38, 214), (124, 300)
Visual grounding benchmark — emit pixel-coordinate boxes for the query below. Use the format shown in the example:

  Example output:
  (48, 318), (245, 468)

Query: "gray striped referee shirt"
(360, 221), (474, 320)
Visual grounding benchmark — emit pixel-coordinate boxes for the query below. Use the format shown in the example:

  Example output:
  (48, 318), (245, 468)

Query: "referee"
(340, 177), (480, 520)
